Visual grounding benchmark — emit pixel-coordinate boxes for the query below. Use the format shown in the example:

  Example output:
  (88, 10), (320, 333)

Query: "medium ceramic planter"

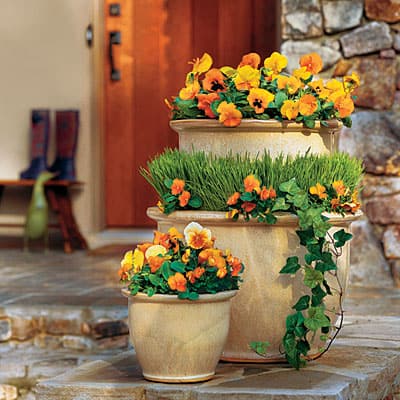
(147, 207), (361, 362)
(170, 119), (342, 158)
(122, 289), (237, 382)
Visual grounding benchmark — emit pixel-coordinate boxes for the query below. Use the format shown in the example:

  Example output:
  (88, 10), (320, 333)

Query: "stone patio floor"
(0, 248), (399, 399)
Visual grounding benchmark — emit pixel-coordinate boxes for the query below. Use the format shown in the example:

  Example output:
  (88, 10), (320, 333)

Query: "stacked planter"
(147, 119), (361, 362)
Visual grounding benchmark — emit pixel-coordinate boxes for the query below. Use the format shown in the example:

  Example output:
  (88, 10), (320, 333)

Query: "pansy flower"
(247, 88), (275, 114)
(196, 92), (219, 118)
(299, 52), (323, 75)
(238, 52), (261, 69)
(280, 100), (299, 120)
(217, 101), (242, 127)
(298, 94), (318, 116)
(203, 68), (227, 92)
(233, 65), (260, 91)
(184, 222), (212, 249)
(264, 52), (288, 75)
(310, 183), (328, 199)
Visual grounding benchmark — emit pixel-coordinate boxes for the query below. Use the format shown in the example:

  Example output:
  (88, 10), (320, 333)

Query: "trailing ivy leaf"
(286, 311), (305, 334)
(311, 284), (327, 306)
(249, 341), (270, 356)
(296, 228), (317, 246)
(313, 218), (332, 238)
(315, 252), (337, 272)
(323, 279), (332, 295)
(280, 256), (301, 274)
(292, 295), (310, 311)
(279, 178), (301, 195)
(297, 207), (324, 230)
(304, 267), (324, 288)
(291, 192), (310, 210)
(305, 252), (319, 265)
(271, 197), (290, 212)
(296, 339), (311, 356)
(283, 332), (305, 370)
(333, 229), (353, 248)
(171, 261), (186, 273)
(342, 117), (352, 128)
(188, 195), (202, 208)
(304, 306), (331, 332)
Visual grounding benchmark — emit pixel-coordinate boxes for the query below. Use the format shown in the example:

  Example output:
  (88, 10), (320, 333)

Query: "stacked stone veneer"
(281, 0), (400, 288)
(0, 306), (128, 351)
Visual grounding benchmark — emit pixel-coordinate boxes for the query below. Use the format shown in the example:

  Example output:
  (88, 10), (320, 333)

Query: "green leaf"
(274, 91), (288, 109)
(304, 306), (331, 332)
(249, 341), (270, 356)
(188, 195), (202, 208)
(323, 279), (333, 295)
(163, 178), (173, 189)
(188, 292), (199, 300)
(147, 287), (155, 297)
(296, 228), (317, 246)
(292, 295), (310, 311)
(265, 213), (277, 224)
(271, 197), (290, 212)
(291, 192), (310, 210)
(240, 192), (256, 201)
(315, 252), (337, 272)
(280, 256), (301, 274)
(304, 118), (315, 129)
(148, 274), (161, 286)
(304, 267), (324, 288)
(305, 253), (319, 265)
(170, 261), (186, 273)
(333, 229), (353, 248)
(161, 261), (172, 280)
(297, 207), (324, 230)
(279, 178), (301, 195)
(313, 218), (332, 238)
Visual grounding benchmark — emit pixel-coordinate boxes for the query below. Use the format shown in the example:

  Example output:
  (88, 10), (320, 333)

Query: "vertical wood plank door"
(103, 0), (280, 227)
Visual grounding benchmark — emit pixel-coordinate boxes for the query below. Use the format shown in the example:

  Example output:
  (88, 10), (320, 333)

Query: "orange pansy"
(277, 75), (301, 95)
(203, 68), (227, 92)
(170, 178), (185, 195)
(298, 94), (318, 116)
(227, 192), (241, 205)
(148, 255), (164, 273)
(260, 186), (276, 200)
(332, 180), (347, 196)
(334, 94), (354, 118)
(179, 190), (191, 207)
(208, 255), (227, 270)
(186, 266), (205, 284)
(153, 231), (170, 248)
(167, 272), (187, 292)
(216, 101), (242, 127)
(241, 201), (257, 213)
(196, 92), (219, 118)
(330, 197), (340, 210)
(227, 256), (243, 277)
(280, 100), (299, 120)
(299, 53), (323, 75)
(310, 183), (328, 199)
(238, 52), (261, 69)
(137, 242), (153, 256)
(118, 263), (131, 281)
(244, 175), (261, 193)
(226, 209), (239, 219)
(216, 267), (228, 279)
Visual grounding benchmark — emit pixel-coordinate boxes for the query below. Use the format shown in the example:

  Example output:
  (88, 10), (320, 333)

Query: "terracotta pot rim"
(170, 119), (342, 133)
(147, 207), (362, 227)
(121, 288), (238, 303)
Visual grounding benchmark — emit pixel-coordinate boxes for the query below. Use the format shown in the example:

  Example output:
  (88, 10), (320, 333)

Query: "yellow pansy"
(179, 79), (200, 100)
(264, 52), (288, 74)
(293, 66), (311, 81)
(277, 75), (301, 94)
(220, 66), (236, 77)
(132, 248), (145, 273)
(310, 183), (328, 199)
(189, 53), (212, 74)
(280, 100), (299, 120)
(343, 72), (360, 93)
(145, 244), (168, 259)
(233, 65), (260, 90)
(247, 88), (275, 114)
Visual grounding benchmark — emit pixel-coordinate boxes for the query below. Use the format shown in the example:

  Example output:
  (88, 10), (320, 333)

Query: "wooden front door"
(103, 0), (280, 227)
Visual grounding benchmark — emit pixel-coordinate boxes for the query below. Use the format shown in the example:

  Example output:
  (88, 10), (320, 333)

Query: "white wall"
(0, 0), (99, 236)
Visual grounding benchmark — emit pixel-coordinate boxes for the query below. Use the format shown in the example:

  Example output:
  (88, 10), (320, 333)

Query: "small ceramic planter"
(122, 289), (237, 383)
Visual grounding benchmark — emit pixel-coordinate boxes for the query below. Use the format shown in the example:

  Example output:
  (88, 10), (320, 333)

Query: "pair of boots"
(20, 109), (79, 181)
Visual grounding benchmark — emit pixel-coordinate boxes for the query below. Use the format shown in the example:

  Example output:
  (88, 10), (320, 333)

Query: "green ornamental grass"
(141, 149), (363, 211)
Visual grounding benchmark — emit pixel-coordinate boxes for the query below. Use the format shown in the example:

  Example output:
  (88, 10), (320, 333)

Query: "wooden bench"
(0, 179), (88, 253)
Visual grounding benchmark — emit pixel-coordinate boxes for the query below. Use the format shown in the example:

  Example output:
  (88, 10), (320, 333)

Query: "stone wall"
(280, 0), (400, 288)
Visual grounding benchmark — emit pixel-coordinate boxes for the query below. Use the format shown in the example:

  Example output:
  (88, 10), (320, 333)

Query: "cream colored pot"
(147, 207), (361, 362)
(122, 289), (237, 382)
(170, 119), (341, 158)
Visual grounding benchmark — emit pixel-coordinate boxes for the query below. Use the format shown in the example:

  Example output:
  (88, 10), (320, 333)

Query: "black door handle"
(109, 31), (121, 81)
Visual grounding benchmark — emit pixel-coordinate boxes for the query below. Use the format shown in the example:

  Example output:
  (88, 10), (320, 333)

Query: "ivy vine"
(246, 178), (353, 369)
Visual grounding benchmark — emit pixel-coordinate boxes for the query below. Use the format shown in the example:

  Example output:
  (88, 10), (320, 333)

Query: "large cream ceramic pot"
(147, 207), (361, 362)
(170, 119), (342, 158)
(122, 289), (236, 382)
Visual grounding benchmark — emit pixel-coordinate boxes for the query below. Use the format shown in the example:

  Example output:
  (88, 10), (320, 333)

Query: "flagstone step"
(36, 314), (400, 400)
